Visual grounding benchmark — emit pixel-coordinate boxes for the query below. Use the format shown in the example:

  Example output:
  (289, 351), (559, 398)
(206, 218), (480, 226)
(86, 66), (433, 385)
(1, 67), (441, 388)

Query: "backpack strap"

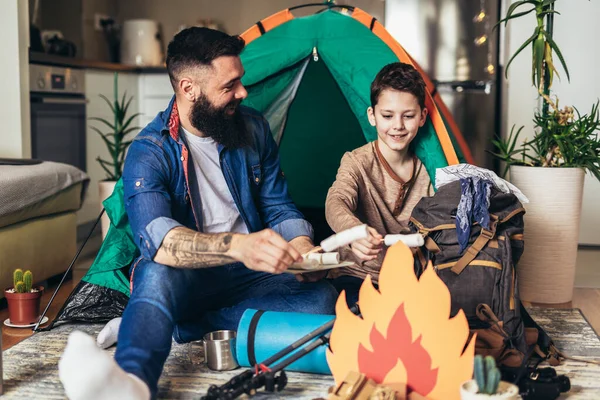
(424, 237), (441, 253)
(451, 215), (498, 275)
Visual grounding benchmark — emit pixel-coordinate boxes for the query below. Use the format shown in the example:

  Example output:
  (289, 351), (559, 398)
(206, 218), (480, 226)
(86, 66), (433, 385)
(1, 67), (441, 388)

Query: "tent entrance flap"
(264, 57), (310, 144)
(277, 58), (366, 242)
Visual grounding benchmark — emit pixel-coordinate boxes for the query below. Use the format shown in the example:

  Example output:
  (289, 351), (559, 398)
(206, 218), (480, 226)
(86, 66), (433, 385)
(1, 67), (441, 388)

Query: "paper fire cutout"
(327, 243), (475, 400)
(358, 303), (439, 395)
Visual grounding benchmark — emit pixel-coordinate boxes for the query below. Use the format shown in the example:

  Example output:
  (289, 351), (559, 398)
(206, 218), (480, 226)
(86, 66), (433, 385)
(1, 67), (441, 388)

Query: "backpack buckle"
(481, 229), (494, 240)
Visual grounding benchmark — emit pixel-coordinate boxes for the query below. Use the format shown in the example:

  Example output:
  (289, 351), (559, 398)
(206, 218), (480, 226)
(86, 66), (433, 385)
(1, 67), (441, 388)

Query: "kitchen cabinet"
(138, 73), (173, 127)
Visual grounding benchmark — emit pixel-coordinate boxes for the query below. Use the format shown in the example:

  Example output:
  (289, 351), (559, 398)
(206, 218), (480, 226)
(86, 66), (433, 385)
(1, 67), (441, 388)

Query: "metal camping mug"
(202, 330), (239, 371)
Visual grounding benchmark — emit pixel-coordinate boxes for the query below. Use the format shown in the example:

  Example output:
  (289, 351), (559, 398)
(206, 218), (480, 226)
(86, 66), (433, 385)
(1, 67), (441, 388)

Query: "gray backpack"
(409, 179), (528, 367)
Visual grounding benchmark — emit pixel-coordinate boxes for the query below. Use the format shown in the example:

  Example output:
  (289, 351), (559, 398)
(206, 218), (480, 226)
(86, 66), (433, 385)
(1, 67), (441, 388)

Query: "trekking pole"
(32, 208), (105, 332)
(202, 304), (360, 400)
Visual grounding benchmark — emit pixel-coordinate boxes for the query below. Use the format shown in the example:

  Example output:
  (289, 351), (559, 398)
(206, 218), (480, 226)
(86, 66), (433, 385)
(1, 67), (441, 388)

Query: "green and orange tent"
(49, 5), (472, 327)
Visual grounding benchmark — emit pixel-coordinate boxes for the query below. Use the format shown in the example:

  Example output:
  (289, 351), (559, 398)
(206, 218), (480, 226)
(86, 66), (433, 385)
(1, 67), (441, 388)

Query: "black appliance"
(29, 64), (86, 172)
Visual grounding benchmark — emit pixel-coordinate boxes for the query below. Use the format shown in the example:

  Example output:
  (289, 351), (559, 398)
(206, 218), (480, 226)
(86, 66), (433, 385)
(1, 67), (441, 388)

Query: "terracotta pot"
(98, 180), (117, 240)
(4, 286), (44, 325)
(460, 380), (520, 399)
(509, 166), (585, 303)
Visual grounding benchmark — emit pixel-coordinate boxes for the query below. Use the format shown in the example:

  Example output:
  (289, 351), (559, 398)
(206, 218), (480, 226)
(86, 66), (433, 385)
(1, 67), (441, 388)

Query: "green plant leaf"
(504, 1), (537, 25)
(90, 117), (116, 131)
(121, 96), (134, 120)
(120, 90), (127, 112)
(496, 8), (536, 27)
(505, 30), (538, 78)
(97, 158), (115, 167)
(122, 126), (140, 136)
(533, 34), (545, 89)
(544, 43), (558, 87)
(120, 113), (143, 133)
(90, 126), (117, 152)
(96, 157), (117, 180)
(98, 94), (116, 114)
(119, 140), (134, 149)
(543, 30), (571, 82)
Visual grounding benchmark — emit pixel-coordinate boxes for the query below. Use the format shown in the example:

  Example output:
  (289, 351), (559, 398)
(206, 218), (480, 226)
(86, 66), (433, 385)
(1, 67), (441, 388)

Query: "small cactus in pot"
(474, 355), (501, 394)
(5, 268), (44, 326)
(13, 269), (34, 293)
(13, 268), (23, 289)
(460, 355), (520, 399)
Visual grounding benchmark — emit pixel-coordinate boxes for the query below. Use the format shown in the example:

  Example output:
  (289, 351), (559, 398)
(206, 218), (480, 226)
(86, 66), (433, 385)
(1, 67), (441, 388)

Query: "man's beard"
(189, 93), (251, 149)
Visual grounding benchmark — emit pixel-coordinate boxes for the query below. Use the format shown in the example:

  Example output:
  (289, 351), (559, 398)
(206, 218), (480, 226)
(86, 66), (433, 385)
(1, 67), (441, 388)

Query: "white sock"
(59, 330), (150, 400)
(96, 317), (122, 349)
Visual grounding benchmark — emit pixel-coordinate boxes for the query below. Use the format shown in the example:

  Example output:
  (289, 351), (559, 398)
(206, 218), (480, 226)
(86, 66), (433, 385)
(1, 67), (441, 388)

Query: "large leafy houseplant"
(490, 0), (599, 304)
(491, 0), (600, 180)
(90, 72), (141, 181)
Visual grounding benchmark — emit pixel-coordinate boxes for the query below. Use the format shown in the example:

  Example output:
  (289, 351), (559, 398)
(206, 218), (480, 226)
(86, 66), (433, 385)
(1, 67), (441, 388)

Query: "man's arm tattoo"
(154, 227), (236, 268)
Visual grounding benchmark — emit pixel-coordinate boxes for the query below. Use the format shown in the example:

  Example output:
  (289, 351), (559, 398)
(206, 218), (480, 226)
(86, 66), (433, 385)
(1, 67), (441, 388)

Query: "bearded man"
(58, 27), (337, 400)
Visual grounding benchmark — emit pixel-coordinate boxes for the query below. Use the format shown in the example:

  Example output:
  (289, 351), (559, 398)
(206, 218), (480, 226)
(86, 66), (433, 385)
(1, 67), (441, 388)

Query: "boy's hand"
(289, 235), (315, 255)
(350, 226), (383, 262)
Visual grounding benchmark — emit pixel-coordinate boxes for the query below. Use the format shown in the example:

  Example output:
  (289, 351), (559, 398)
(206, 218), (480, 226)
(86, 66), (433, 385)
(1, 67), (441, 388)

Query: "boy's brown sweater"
(325, 141), (432, 283)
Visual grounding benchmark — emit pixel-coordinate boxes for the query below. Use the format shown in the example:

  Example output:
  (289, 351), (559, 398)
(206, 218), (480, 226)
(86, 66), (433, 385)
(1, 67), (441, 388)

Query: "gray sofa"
(0, 161), (88, 298)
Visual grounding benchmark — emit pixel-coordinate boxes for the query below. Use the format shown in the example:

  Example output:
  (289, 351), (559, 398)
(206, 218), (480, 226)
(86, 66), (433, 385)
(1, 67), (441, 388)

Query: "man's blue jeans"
(114, 259), (338, 398)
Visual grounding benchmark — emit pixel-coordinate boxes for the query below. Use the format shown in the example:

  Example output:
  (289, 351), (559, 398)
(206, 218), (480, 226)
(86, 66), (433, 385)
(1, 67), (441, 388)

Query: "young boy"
(325, 62), (433, 306)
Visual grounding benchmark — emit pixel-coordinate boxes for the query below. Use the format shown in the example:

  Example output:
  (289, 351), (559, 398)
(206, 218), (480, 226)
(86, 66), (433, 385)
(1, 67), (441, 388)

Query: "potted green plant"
(90, 72), (140, 239)
(491, 0), (600, 303)
(460, 355), (519, 399)
(4, 269), (44, 326)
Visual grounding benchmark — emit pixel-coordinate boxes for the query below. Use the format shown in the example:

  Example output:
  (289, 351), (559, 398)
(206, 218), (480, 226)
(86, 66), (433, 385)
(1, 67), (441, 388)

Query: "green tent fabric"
(51, 8), (468, 327)
(49, 180), (133, 327)
(241, 10), (466, 196)
(82, 180), (137, 296)
(240, 9), (466, 241)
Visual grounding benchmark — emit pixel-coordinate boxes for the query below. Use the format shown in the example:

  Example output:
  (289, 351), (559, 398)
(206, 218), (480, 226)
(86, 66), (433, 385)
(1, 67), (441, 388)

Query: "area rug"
(1, 308), (599, 399)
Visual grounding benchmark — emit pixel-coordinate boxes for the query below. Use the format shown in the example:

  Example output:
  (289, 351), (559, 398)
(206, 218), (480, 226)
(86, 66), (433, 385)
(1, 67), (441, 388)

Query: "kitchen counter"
(29, 51), (167, 73)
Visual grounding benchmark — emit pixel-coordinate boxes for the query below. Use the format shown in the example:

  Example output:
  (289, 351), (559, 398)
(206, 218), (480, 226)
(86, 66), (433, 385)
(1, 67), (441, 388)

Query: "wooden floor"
(2, 268), (600, 351)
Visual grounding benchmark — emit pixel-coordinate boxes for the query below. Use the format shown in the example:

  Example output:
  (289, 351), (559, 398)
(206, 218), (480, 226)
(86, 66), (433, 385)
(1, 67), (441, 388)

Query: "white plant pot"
(509, 166), (585, 304)
(460, 380), (520, 400)
(98, 181), (117, 240)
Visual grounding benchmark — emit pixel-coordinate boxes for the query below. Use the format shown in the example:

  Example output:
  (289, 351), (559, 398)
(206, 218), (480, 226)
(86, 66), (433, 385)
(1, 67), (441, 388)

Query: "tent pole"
(288, 2), (354, 12)
(32, 208), (106, 332)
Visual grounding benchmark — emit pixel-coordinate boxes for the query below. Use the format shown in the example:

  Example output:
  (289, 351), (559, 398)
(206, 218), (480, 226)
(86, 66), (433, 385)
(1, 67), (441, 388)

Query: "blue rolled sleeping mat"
(236, 309), (335, 374)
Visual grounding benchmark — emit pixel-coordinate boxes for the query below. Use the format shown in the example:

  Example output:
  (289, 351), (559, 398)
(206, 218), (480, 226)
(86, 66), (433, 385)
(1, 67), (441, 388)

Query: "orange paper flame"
(327, 243), (475, 400)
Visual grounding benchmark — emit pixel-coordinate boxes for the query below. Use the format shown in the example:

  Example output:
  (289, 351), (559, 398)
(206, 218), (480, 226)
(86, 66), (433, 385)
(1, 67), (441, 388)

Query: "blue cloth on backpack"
(456, 177), (492, 253)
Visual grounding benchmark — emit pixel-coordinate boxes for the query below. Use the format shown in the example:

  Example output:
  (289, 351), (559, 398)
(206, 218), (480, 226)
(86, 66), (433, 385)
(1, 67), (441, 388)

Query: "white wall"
(81, 70), (139, 224)
(116, 0), (384, 57)
(504, 0), (600, 245)
(0, 0), (31, 159)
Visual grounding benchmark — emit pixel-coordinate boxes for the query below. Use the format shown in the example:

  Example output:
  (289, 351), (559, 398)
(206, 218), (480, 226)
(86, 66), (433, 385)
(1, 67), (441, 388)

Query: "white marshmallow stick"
(381, 233), (424, 248)
(303, 252), (340, 265)
(320, 224), (369, 252)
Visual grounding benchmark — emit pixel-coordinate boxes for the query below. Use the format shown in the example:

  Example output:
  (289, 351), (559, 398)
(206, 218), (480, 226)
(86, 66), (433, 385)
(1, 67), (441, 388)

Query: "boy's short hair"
(370, 62), (426, 109)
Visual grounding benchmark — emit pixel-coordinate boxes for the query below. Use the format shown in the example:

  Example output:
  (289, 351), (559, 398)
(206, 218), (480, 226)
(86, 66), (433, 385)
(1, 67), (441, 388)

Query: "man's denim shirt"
(122, 97), (313, 260)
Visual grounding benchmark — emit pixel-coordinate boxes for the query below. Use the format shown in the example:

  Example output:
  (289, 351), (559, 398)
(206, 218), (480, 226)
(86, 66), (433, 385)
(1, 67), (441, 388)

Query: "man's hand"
(350, 226), (383, 262)
(228, 229), (302, 274)
(288, 236), (329, 282)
